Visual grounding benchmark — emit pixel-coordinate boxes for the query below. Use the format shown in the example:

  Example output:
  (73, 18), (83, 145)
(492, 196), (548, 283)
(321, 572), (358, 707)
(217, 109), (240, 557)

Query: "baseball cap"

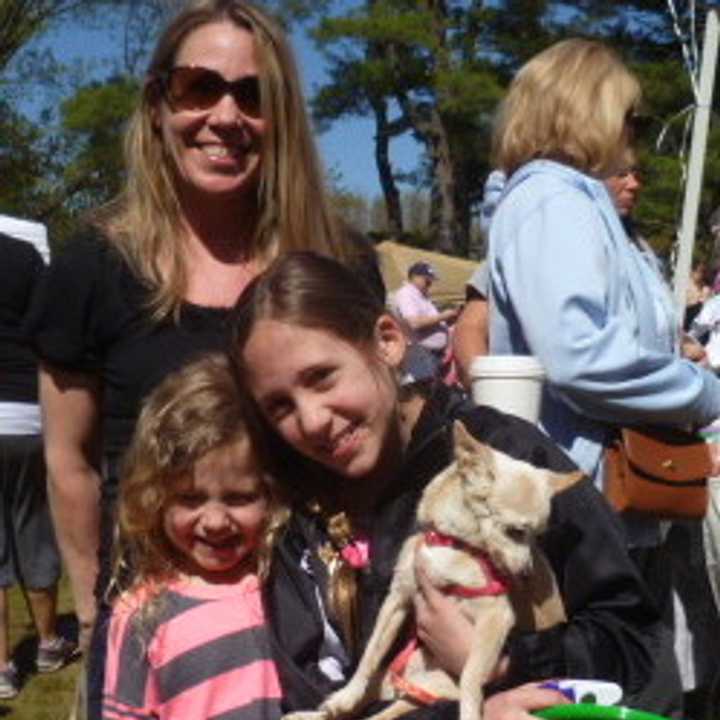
(408, 261), (437, 279)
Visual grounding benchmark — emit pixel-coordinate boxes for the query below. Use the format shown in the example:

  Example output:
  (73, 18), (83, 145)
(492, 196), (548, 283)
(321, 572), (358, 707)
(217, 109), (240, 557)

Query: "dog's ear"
(546, 469), (583, 496)
(453, 420), (487, 459)
(453, 420), (495, 498)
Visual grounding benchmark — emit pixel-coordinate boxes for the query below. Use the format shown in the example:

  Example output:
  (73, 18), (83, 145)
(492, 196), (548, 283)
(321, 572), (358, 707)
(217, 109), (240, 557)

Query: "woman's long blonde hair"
(112, 352), (288, 604)
(95, 0), (350, 319)
(492, 38), (641, 178)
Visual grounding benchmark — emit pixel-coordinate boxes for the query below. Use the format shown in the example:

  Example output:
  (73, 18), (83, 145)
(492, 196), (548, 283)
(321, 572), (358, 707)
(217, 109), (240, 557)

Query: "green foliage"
(0, 0), (123, 71)
(0, 0), (54, 70)
(0, 1), (160, 245)
(43, 76), (139, 244)
(308, 1), (508, 252)
(62, 76), (138, 132)
(0, 100), (46, 217)
(299, 0), (720, 262)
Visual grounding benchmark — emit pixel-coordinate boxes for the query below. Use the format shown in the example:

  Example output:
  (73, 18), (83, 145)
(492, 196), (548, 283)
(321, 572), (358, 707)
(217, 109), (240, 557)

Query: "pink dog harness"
(388, 530), (511, 705)
(423, 530), (511, 598)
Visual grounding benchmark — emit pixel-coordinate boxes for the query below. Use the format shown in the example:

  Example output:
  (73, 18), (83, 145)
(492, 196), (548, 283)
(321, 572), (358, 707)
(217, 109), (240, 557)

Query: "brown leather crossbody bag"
(604, 427), (711, 519)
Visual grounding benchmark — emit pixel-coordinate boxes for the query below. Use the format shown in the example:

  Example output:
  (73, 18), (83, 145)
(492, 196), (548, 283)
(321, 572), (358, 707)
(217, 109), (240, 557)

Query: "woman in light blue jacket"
(488, 39), (720, 503)
(486, 38), (720, 715)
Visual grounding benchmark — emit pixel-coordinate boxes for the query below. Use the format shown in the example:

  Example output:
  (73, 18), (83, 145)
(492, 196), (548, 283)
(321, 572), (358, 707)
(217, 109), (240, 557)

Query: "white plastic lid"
(469, 354), (545, 378)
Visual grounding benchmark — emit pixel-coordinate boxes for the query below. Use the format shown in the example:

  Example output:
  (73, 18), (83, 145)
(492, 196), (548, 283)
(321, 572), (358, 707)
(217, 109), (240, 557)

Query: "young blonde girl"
(102, 353), (287, 720)
(229, 251), (666, 720)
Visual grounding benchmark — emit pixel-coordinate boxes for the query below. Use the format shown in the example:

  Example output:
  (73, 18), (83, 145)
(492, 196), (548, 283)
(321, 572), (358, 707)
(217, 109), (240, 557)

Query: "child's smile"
(163, 440), (268, 582)
(325, 421), (363, 462)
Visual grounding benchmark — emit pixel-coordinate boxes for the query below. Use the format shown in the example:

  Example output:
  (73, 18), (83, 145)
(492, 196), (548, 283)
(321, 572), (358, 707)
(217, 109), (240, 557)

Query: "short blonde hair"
(96, 0), (350, 319)
(492, 39), (641, 177)
(112, 352), (288, 600)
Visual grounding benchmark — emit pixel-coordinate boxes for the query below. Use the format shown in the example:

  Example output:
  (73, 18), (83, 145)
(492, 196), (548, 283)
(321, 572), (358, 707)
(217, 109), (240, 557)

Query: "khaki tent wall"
(376, 240), (482, 307)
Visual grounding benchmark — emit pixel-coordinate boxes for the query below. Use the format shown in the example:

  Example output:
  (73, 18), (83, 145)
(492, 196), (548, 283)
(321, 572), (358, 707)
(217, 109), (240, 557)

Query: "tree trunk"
(426, 108), (457, 254)
(398, 0), (465, 254)
(455, 178), (473, 258)
(373, 99), (403, 237)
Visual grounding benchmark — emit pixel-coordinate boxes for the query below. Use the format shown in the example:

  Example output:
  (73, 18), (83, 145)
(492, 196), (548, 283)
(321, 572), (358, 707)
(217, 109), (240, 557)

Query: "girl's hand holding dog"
(414, 559), (509, 681)
(414, 561), (568, 720)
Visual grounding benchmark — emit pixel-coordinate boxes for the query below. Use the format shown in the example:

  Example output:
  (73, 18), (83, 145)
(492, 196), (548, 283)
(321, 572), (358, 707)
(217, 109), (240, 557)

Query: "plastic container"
(469, 355), (545, 424)
(534, 704), (674, 720)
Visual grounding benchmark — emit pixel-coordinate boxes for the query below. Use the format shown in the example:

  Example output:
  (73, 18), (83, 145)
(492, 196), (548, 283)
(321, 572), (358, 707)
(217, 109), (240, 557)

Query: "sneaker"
(0, 662), (19, 699)
(36, 636), (79, 673)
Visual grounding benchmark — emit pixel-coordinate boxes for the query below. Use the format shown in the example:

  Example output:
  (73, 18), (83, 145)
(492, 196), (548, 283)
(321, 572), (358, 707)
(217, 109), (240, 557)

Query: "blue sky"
(292, 31), (421, 197)
(19, 15), (421, 199)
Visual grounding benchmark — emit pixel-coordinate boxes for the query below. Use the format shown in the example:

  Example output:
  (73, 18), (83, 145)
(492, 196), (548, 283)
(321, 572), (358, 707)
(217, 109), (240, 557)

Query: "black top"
(26, 232), (231, 593)
(264, 384), (662, 716)
(0, 233), (45, 403)
(27, 232), (231, 465)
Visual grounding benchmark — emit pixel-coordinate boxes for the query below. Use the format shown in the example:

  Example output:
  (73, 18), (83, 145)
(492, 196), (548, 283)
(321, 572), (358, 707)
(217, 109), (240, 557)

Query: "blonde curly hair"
(112, 352), (288, 606)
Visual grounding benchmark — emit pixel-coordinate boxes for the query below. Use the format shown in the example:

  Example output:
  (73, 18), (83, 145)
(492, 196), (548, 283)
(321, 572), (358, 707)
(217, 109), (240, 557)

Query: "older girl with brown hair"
(229, 251), (665, 720)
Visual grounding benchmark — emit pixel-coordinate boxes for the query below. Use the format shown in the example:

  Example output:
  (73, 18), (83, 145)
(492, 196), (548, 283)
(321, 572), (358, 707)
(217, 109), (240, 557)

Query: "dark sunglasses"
(159, 65), (261, 117)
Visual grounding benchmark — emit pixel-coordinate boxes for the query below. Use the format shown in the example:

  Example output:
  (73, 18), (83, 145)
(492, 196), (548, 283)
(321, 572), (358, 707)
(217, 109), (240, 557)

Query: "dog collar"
(424, 530), (511, 597)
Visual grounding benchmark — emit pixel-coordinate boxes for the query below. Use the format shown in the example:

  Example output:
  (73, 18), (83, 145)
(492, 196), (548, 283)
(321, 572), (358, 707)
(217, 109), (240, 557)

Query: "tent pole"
(673, 8), (720, 310)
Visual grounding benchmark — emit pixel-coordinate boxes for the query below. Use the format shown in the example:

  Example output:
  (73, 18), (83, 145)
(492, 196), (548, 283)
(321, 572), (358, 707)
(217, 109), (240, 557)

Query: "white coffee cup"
(469, 355), (545, 424)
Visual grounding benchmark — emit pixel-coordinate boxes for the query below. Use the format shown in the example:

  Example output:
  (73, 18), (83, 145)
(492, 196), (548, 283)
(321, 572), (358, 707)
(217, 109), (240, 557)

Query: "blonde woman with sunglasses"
(27, 2), (381, 717)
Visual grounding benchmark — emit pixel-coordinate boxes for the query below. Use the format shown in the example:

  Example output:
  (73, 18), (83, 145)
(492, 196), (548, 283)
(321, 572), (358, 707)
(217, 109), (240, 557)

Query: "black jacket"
(263, 384), (661, 713)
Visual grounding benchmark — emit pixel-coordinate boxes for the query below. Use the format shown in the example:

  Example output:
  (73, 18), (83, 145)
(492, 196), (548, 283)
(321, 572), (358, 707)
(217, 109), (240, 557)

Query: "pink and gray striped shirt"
(103, 574), (282, 720)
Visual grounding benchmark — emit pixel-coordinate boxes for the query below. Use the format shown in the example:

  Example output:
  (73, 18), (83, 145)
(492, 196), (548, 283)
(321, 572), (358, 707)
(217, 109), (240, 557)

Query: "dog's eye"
(505, 527), (528, 542)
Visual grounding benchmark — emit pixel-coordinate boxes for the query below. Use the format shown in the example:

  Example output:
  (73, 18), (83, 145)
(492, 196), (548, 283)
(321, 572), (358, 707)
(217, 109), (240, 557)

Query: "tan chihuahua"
(285, 420), (580, 720)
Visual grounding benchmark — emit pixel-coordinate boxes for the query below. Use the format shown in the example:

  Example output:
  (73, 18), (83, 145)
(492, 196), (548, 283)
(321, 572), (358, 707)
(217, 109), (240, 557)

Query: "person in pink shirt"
(102, 354), (287, 720)
(392, 262), (459, 374)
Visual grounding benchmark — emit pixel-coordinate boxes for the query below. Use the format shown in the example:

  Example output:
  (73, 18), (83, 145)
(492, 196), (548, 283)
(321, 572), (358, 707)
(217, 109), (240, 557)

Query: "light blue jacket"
(487, 159), (720, 479)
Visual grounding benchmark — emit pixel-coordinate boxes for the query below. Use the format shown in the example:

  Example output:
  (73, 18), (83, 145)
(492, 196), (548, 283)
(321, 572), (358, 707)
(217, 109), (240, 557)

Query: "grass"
(2, 575), (80, 719)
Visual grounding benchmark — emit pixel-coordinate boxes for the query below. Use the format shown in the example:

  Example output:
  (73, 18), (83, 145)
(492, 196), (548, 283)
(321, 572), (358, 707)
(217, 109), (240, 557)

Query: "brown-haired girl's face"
(155, 20), (267, 205)
(242, 317), (405, 481)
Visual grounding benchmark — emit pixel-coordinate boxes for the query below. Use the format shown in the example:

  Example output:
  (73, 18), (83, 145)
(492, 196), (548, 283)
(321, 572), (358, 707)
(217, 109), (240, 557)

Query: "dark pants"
(86, 458), (120, 720)
(0, 434), (60, 589)
(626, 545), (684, 718)
(86, 602), (111, 720)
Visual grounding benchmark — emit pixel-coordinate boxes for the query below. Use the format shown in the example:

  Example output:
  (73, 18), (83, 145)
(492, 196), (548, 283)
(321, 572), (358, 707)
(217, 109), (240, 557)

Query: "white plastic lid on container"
(469, 355), (545, 423)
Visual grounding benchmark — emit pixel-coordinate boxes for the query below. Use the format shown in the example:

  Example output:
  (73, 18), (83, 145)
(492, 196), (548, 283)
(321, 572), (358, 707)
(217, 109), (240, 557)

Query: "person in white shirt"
(690, 295), (720, 371)
(392, 261), (458, 372)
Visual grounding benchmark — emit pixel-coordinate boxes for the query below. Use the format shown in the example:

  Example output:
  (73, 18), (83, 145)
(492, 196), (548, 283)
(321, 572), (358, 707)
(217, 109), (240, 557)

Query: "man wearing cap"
(392, 261), (459, 373)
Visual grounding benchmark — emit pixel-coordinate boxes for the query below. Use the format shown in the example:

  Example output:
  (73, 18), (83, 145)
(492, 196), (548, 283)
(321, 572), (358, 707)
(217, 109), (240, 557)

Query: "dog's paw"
(283, 712), (329, 720)
(321, 681), (367, 718)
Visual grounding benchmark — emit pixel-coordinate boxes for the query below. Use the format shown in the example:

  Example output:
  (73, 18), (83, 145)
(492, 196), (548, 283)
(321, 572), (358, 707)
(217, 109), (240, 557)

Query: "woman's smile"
(158, 21), (266, 202)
